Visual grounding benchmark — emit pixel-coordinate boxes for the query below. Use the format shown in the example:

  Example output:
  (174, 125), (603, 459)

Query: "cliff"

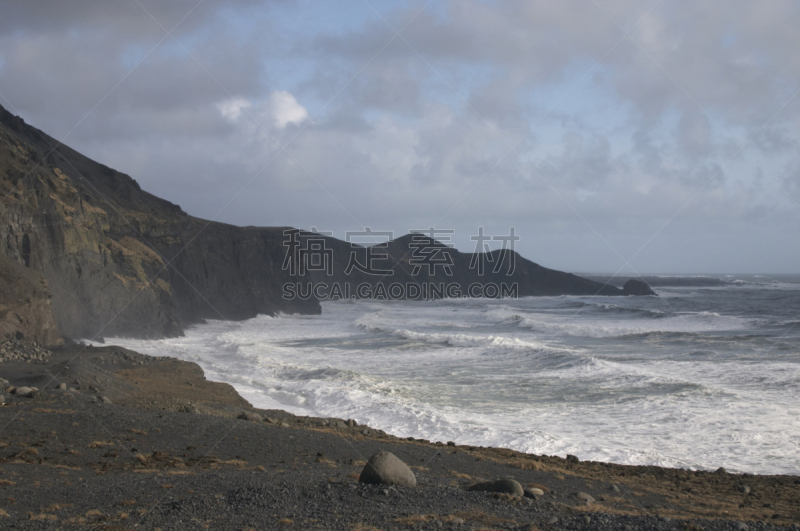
(0, 104), (653, 343)
(0, 104), (315, 342)
(0, 255), (61, 345)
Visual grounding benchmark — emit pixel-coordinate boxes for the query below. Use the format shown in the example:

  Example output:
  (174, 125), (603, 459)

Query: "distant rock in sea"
(622, 279), (657, 296)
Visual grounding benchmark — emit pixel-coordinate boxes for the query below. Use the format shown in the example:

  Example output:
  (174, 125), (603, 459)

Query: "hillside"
(0, 104), (652, 343)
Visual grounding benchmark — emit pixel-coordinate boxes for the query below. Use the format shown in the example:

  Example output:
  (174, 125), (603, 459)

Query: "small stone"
(610, 484), (621, 492)
(237, 411), (262, 422)
(446, 441), (456, 446)
(566, 454), (580, 463)
(524, 487), (544, 498)
(715, 467), (727, 474)
(58, 383), (67, 390)
(547, 516), (558, 525)
(735, 522), (748, 531)
(359, 451), (416, 487)
(574, 491), (595, 505)
(582, 515), (591, 524)
(737, 484), (751, 494)
(100, 396), (112, 404)
(13, 386), (34, 397)
(467, 478), (524, 496)
(450, 517), (465, 525)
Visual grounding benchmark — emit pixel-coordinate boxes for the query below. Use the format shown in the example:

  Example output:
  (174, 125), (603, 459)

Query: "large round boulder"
(359, 451), (416, 487)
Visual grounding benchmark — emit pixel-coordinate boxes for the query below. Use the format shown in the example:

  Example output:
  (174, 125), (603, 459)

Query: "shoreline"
(0, 342), (797, 529)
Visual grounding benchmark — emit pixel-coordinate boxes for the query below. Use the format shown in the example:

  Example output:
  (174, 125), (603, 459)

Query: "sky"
(0, 0), (799, 275)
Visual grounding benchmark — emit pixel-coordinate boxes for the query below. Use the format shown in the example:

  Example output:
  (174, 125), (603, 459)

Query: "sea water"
(101, 275), (800, 475)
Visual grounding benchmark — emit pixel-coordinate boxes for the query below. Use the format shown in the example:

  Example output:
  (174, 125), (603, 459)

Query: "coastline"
(0, 342), (797, 529)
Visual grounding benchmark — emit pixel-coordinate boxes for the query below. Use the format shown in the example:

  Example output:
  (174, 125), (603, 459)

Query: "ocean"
(101, 274), (800, 475)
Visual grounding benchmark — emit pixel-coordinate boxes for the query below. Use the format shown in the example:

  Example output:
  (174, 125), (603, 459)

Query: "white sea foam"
(99, 284), (800, 475)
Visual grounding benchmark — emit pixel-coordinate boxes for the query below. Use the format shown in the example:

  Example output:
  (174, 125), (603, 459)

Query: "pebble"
(735, 523), (748, 531)
(100, 396), (112, 404)
(582, 515), (592, 524)
(237, 411), (263, 422)
(183, 404), (201, 414)
(0, 339), (52, 363)
(58, 382), (67, 390)
(467, 478), (524, 496)
(574, 492), (595, 505)
(610, 484), (621, 492)
(737, 484), (751, 494)
(14, 386), (34, 397)
(547, 516), (558, 524)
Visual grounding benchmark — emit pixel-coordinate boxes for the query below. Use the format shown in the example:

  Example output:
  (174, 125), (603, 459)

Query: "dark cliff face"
(0, 255), (62, 345)
(0, 104), (653, 342)
(0, 105), (317, 342)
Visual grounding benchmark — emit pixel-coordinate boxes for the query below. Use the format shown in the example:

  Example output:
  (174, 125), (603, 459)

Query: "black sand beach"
(0, 343), (798, 530)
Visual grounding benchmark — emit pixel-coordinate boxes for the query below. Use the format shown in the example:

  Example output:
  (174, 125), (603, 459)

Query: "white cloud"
(268, 90), (308, 129)
(2, 0), (800, 272)
(217, 98), (251, 121)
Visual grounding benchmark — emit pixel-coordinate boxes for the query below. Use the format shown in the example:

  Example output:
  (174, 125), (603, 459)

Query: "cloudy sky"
(1, 0), (799, 274)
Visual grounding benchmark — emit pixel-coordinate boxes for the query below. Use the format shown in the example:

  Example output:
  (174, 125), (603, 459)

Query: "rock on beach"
(467, 478), (524, 496)
(359, 451), (416, 487)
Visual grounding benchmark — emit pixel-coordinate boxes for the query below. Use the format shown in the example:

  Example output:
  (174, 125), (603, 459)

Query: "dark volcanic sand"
(0, 344), (798, 530)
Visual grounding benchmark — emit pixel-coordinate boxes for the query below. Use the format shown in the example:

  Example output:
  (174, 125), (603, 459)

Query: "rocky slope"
(0, 104), (653, 343)
(0, 105), (315, 342)
(0, 255), (61, 345)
